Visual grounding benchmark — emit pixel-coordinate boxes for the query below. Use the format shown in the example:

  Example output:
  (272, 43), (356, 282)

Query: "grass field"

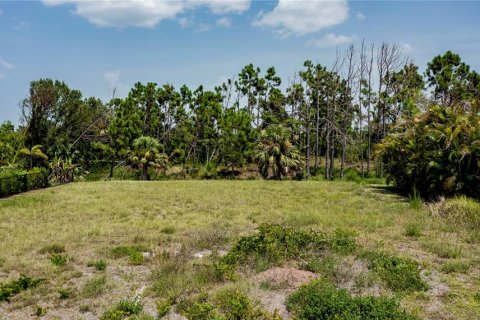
(0, 180), (479, 319)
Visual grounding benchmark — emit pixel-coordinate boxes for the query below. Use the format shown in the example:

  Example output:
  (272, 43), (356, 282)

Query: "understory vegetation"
(1, 181), (479, 319)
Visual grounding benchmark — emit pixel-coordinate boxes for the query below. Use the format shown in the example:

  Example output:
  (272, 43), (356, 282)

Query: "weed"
(440, 260), (471, 274)
(58, 288), (74, 300)
(33, 304), (47, 317)
(111, 245), (147, 265)
(81, 275), (107, 298)
(87, 259), (107, 271)
(474, 292), (480, 303)
(405, 222), (422, 237)
(50, 253), (68, 267)
(39, 244), (65, 254)
(286, 280), (418, 320)
(156, 299), (172, 318)
(214, 287), (253, 319)
(160, 226), (176, 234)
(100, 297), (143, 320)
(361, 250), (428, 292)
(422, 240), (462, 259)
(409, 189), (423, 210)
(0, 275), (43, 302)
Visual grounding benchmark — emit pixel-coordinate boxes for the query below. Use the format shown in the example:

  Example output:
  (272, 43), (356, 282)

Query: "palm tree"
(255, 125), (303, 180)
(17, 145), (48, 169)
(131, 136), (168, 180)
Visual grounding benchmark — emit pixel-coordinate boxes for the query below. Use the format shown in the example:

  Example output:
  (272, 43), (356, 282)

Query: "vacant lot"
(0, 181), (479, 319)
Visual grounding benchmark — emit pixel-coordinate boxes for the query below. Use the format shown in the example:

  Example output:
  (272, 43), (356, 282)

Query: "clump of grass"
(50, 253), (68, 267)
(361, 250), (428, 292)
(81, 275), (107, 298)
(409, 189), (423, 209)
(440, 260), (471, 274)
(100, 297), (143, 320)
(110, 245), (148, 265)
(160, 226), (176, 234)
(286, 280), (418, 320)
(405, 222), (422, 237)
(87, 259), (107, 271)
(215, 224), (356, 279)
(39, 244), (65, 254)
(474, 292), (480, 303)
(58, 288), (74, 300)
(0, 275), (43, 302)
(422, 240), (462, 259)
(34, 304), (48, 317)
(431, 196), (480, 230)
(156, 299), (172, 318)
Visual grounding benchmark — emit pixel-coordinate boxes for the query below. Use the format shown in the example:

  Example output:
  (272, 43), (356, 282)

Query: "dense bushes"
(377, 105), (480, 199)
(0, 167), (49, 197)
(287, 280), (417, 320)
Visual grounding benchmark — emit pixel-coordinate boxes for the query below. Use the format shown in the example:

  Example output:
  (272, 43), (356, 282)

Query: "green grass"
(0, 180), (479, 319)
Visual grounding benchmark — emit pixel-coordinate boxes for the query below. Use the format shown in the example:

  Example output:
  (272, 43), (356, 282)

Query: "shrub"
(87, 259), (107, 271)
(0, 275), (43, 302)
(81, 275), (107, 298)
(215, 224), (356, 279)
(441, 260), (471, 274)
(377, 105), (480, 199)
(432, 196), (480, 230)
(111, 245), (147, 265)
(286, 280), (418, 320)
(40, 244), (65, 254)
(405, 222), (422, 237)
(50, 253), (68, 266)
(362, 251), (428, 292)
(0, 167), (49, 198)
(100, 297), (143, 320)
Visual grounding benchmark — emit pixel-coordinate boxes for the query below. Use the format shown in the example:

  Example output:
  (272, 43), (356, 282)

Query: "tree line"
(1, 42), (479, 181)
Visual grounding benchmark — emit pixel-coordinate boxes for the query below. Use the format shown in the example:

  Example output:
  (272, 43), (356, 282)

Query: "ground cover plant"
(0, 180), (479, 319)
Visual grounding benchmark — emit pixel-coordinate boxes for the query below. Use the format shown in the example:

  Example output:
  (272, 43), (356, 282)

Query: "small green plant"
(100, 297), (143, 320)
(409, 189), (423, 209)
(88, 259), (107, 271)
(422, 240), (462, 259)
(361, 251), (428, 292)
(0, 275), (43, 302)
(111, 245), (147, 265)
(160, 226), (176, 234)
(405, 222), (422, 237)
(474, 292), (480, 303)
(286, 280), (418, 320)
(50, 253), (68, 266)
(33, 304), (48, 317)
(440, 260), (471, 274)
(156, 299), (172, 318)
(58, 288), (74, 300)
(215, 288), (253, 319)
(39, 244), (65, 254)
(81, 275), (107, 298)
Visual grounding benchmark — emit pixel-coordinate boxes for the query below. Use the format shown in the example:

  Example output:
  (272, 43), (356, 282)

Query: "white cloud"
(356, 12), (365, 20)
(195, 22), (212, 33)
(0, 57), (14, 70)
(401, 43), (413, 53)
(216, 17), (232, 28)
(177, 16), (193, 28)
(307, 33), (354, 48)
(103, 70), (120, 87)
(253, 0), (349, 36)
(42, 0), (251, 28)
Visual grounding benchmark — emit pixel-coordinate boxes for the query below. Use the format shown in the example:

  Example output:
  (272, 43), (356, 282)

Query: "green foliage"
(215, 224), (356, 279)
(34, 304), (48, 317)
(100, 297), (143, 320)
(404, 222), (422, 237)
(433, 196), (480, 230)
(377, 104), (480, 199)
(81, 275), (107, 298)
(361, 251), (428, 292)
(58, 288), (74, 300)
(286, 280), (418, 320)
(87, 259), (107, 271)
(0, 275), (43, 302)
(160, 226), (176, 234)
(0, 167), (49, 198)
(441, 260), (471, 274)
(156, 299), (172, 318)
(50, 253), (68, 267)
(256, 125), (303, 180)
(130, 136), (168, 180)
(111, 245), (148, 265)
(39, 243), (65, 254)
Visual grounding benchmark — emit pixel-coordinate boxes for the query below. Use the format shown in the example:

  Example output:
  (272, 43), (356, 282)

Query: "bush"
(286, 280), (418, 320)
(362, 251), (428, 292)
(0, 167), (49, 197)
(377, 105), (480, 199)
(0, 275), (43, 302)
(100, 297), (143, 320)
(432, 196), (480, 230)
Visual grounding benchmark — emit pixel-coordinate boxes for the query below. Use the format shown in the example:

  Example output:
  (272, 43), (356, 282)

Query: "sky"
(1, 0), (479, 125)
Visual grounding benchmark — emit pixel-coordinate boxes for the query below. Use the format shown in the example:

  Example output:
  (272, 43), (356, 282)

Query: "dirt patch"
(254, 267), (318, 289)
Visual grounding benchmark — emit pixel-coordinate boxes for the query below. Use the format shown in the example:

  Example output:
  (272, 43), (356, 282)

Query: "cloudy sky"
(1, 0), (479, 124)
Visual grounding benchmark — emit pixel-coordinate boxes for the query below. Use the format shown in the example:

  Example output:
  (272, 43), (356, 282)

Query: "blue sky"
(1, 0), (479, 124)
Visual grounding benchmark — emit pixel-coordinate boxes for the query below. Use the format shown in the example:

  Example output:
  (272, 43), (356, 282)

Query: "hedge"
(0, 168), (49, 198)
